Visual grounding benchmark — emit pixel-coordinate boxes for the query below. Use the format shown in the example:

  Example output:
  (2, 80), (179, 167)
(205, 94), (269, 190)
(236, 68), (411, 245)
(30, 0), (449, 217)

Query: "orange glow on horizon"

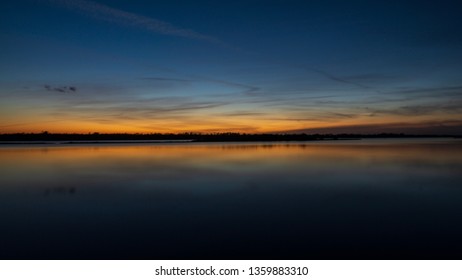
(1, 114), (457, 134)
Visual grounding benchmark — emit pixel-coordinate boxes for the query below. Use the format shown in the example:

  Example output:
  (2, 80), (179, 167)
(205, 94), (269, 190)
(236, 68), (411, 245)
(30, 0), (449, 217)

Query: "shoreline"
(0, 136), (459, 145)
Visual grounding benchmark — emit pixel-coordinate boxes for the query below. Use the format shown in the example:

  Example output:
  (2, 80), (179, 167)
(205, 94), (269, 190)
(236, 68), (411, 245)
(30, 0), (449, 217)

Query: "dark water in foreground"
(1, 139), (462, 259)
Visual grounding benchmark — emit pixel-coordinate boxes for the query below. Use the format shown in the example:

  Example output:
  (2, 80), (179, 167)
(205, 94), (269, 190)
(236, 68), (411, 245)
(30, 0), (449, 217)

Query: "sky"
(1, 0), (462, 134)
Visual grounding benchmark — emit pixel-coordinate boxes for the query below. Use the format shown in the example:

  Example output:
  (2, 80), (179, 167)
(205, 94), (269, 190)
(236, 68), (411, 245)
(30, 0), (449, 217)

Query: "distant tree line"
(0, 132), (458, 142)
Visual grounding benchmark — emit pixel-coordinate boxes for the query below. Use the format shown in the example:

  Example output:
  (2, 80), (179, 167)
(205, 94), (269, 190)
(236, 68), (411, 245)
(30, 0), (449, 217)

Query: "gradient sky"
(1, 0), (462, 134)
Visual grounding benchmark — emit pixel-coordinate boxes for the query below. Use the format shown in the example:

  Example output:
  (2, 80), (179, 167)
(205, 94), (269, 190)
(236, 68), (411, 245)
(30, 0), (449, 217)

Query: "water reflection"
(0, 139), (461, 259)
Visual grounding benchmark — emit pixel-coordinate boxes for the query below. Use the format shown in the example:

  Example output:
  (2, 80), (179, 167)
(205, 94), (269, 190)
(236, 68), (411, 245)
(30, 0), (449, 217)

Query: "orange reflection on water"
(1, 140), (462, 167)
(1, 139), (461, 192)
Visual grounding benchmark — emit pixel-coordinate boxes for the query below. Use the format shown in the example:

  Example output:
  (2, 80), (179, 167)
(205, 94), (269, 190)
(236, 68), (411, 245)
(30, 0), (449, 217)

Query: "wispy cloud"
(150, 71), (261, 95)
(202, 77), (260, 95)
(219, 111), (266, 117)
(310, 68), (373, 90)
(368, 101), (462, 116)
(338, 73), (403, 83)
(54, 97), (229, 120)
(0, 119), (66, 129)
(263, 58), (377, 91)
(140, 77), (191, 82)
(387, 85), (462, 97)
(44, 84), (77, 93)
(278, 120), (462, 135)
(48, 0), (228, 46)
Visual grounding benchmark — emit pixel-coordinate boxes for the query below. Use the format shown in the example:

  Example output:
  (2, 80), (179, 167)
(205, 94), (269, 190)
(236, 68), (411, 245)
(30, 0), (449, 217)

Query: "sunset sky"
(1, 0), (462, 134)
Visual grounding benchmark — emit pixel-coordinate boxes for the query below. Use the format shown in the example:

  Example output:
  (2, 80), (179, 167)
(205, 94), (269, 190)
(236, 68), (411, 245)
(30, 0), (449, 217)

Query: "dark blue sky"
(1, 0), (462, 133)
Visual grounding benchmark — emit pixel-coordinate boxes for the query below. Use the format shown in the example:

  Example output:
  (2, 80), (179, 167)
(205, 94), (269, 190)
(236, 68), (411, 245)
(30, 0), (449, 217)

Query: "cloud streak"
(48, 0), (228, 46)
(368, 102), (462, 116)
(44, 84), (77, 93)
(279, 120), (462, 135)
(140, 77), (191, 82)
(55, 97), (229, 120)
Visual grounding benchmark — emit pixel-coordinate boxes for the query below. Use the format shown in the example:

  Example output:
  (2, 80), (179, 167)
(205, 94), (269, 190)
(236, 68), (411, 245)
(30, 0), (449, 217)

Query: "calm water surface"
(1, 139), (462, 259)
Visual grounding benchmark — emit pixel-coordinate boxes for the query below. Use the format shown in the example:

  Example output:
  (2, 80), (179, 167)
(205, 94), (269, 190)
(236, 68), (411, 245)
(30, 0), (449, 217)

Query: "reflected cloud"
(44, 186), (77, 196)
